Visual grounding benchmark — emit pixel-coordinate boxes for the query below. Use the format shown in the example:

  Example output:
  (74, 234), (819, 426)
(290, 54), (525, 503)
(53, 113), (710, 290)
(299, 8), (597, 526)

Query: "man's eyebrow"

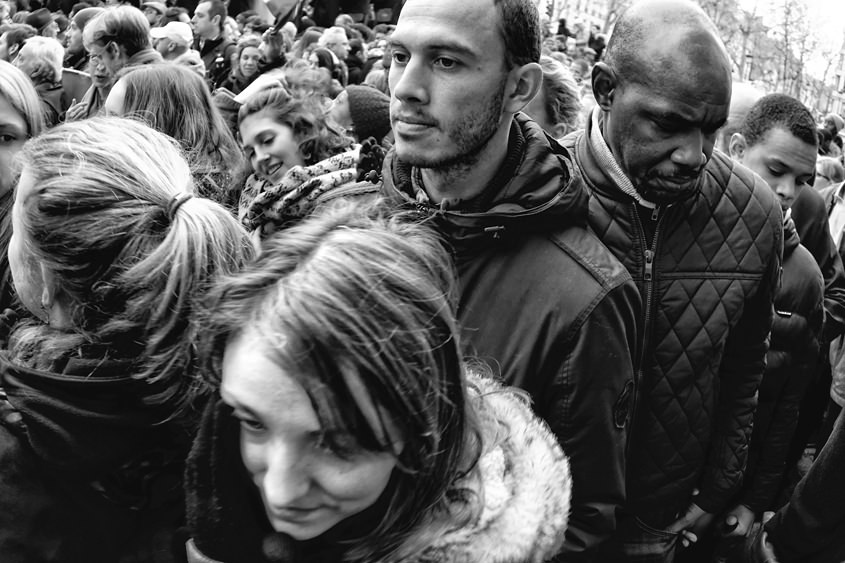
(388, 37), (478, 59)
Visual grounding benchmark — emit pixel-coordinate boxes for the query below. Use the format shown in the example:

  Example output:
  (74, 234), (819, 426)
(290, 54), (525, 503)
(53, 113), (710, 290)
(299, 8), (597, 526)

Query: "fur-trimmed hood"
(396, 374), (571, 563)
(185, 374), (571, 563)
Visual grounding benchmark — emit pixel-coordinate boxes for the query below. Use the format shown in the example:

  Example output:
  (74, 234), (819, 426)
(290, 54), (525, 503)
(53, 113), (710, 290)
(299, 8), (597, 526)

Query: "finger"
(725, 515), (738, 526)
(70, 98), (76, 106)
(682, 530), (698, 544)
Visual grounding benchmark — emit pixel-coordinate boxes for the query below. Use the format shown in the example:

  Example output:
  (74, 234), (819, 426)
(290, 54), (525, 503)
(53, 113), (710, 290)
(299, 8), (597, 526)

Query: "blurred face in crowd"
(221, 328), (398, 539)
(239, 110), (306, 183)
(595, 27), (731, 204)
(327, 89), (352, 132)
(0, 33), (12, 62)
(87, 41), (126, 89)
(144, 7), (160, 26)
(42, 20), (59, 39)
(66, 20), (84, 54)
(325, 34), (349, 60)
(0, 92), (27, 199)
(13, 44), (39, 81)
(387, 0), (511, 169)
(730, 125), (816, 211)
(239, 45), (260, 78)
(192, 2), (218, 40)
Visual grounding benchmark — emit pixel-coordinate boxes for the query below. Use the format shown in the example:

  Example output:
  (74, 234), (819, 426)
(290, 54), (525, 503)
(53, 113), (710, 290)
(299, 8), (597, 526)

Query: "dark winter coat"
(382, 114), (641, 558)
(0, 352), (190, 562)
(563, 116), (782, 522)
(741, 216), (823, 513)
(792, 185), (845, 341)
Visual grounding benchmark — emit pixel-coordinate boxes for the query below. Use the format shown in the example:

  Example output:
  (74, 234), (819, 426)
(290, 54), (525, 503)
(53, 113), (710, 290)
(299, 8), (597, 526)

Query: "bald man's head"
(604, 0), (731, 89)
(715, 81), (764, 153)
(590, 0), (733, 204)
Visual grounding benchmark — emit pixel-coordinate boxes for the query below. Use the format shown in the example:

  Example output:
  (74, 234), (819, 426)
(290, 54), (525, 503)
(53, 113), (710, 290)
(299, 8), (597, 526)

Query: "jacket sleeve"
(765, 409), (845, 561)
(549, 278), (641, 561)
(792, 188), (845, 341)
(696, 223), (782, 515)
(742, 306), (823, 513)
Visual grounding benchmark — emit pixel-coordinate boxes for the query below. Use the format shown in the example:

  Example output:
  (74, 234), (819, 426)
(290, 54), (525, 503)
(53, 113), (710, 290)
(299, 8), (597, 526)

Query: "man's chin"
(639, 182), (699, 205)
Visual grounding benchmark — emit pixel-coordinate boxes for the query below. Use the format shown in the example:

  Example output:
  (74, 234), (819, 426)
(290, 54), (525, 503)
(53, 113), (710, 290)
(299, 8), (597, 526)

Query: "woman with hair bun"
(185, 203), (572, 563)
(0, 116), (254, 561)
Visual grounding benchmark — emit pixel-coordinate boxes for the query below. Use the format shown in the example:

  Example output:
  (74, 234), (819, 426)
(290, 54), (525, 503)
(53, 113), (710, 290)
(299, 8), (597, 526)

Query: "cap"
(25, 8), (53, 31)
(142, 1), (167, 14)
(150, 21), (193, 46)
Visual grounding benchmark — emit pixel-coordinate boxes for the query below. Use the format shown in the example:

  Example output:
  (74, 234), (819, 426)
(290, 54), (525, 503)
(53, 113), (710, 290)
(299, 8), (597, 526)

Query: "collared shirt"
(828, 181), (845, 248)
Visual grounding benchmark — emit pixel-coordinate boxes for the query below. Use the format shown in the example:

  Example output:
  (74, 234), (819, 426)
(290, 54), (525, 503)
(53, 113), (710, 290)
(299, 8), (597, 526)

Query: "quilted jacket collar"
(381, 113), (588, 249)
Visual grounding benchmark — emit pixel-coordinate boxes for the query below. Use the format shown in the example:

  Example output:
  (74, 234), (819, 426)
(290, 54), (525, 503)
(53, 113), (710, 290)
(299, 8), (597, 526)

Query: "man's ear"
(211, 14), (221, 30)
(729, 132), (747, 161)
(592, 61), (616, 111)
(8, 43), (18, 59)
(504, 62), (543, 115)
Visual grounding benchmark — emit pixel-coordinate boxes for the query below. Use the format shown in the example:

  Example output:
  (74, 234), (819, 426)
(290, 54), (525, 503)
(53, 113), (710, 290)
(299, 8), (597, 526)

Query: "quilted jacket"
(381, 114), (641, 559)
(563, 117), (782, 521)
(741, 216), (823, 513)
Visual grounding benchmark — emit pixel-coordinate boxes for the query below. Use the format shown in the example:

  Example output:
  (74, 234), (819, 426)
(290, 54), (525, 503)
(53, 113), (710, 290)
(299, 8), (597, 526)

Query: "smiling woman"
(186, 202), (572, 563)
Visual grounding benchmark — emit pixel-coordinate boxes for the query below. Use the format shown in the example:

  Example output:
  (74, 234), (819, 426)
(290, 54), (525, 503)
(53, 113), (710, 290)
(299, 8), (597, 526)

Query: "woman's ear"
(40, 264), (72, 329)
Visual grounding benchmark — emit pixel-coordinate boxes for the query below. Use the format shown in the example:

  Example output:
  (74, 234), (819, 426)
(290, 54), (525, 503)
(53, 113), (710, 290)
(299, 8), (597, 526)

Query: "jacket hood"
(400, 374), (571, 563)
(0, 353), (184, 473)
(382, 114), (588, 248)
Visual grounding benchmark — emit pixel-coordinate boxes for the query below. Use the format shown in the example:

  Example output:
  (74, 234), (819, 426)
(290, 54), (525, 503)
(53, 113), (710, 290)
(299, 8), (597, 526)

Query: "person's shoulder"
(703, 150), (781, 221)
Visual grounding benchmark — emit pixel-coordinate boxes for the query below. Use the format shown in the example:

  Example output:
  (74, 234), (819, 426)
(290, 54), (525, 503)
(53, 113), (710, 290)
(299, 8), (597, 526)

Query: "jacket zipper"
(628, 204), (662, 454)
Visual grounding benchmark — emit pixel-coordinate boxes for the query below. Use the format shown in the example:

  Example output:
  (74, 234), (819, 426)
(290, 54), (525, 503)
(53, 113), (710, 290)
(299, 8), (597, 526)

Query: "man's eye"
(434, 57), (457, 69)
(237, 416), (265, 433)
(0, 134), (17, 143)
(391, 51), (409, 64)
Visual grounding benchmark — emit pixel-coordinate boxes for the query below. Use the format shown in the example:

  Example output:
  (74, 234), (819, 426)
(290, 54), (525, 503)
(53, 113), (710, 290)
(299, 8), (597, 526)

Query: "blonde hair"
(13, 116), (254, 414)
(0, 59), (43, 136)
(16, 35), (63, 83)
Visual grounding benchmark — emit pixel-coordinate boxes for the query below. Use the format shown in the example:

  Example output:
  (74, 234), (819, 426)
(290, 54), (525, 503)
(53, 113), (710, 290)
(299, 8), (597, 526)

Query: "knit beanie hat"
(346, 85), (390, 144)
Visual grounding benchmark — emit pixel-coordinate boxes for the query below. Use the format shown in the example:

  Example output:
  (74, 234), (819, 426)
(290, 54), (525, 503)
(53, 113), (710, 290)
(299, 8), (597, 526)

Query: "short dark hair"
(494, 0), (540, 68)
(0, 23), (37, 53)
(200, 0), (227, 32)
(739, 93), (818, 149)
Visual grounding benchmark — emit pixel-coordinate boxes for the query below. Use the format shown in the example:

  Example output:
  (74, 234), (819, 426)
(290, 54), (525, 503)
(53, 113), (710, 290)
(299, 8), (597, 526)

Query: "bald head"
(715, 81), (764, 153)
(605, 0), (731, 89)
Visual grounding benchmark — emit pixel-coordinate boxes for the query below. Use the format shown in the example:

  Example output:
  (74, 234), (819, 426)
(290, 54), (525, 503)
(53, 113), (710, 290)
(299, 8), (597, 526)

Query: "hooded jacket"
(562, 113), (782, 522)
(381, 114), (640, 558)
(185, 373), (572, 563)
(741, 215), (823, 513)
(0, 352), (190, 562)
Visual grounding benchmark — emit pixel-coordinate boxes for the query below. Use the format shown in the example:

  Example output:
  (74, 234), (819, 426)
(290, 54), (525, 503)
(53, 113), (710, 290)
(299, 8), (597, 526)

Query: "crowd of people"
(0, 0), (842, 561)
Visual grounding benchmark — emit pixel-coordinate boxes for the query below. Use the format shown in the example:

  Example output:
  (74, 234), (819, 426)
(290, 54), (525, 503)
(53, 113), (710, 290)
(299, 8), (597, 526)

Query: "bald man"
(562, 1), (782, 560)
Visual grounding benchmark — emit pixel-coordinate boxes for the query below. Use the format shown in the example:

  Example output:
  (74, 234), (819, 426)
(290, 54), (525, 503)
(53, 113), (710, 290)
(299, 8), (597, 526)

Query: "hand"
(667, 501), (714, 548)
(723, 504), (756, 538)
(64, 98), (87, 122)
